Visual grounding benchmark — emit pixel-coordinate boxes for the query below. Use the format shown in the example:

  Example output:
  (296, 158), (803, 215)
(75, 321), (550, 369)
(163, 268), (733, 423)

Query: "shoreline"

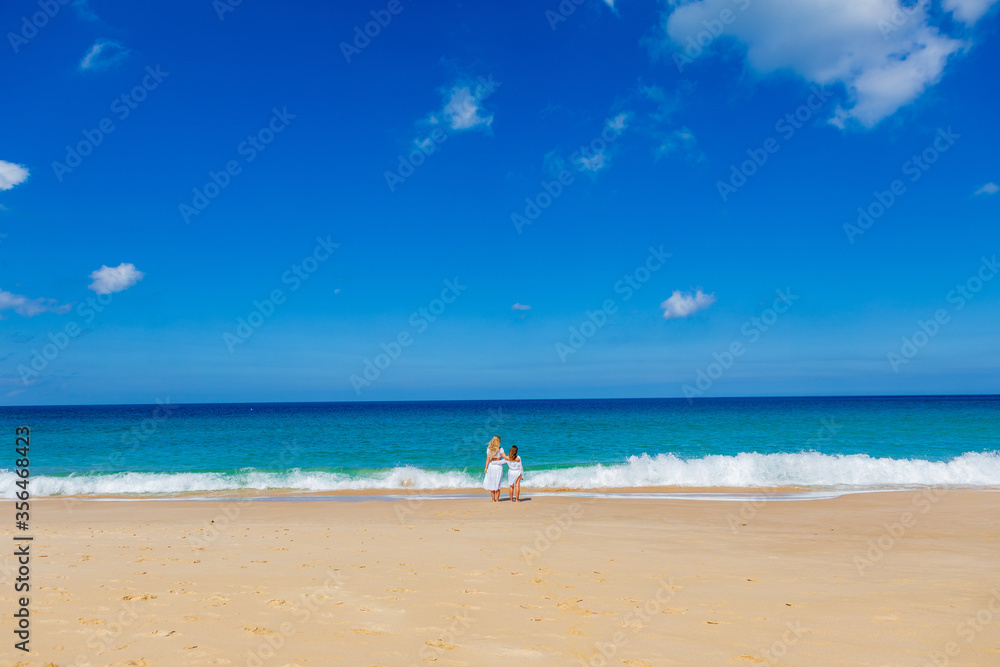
(18, 483), (1000, 502)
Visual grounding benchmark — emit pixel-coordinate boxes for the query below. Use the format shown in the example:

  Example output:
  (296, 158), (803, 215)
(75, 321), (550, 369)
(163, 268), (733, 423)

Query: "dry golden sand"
(1, 490), (999, 666)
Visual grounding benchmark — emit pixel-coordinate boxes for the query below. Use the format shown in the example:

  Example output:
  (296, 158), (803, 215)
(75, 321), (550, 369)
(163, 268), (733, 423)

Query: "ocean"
(2, 396), (999, 497)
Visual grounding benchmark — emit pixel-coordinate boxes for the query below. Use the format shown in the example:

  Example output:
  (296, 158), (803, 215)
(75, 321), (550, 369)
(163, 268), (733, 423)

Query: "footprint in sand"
(245, 627), (273, 635)
(425, 639), (457, 650)
(462, 590), (484, 595)
(267, 599), (291, 607)
(122, 594), (157, 601)
(79, 618), (106, 625)
(735, 657), (766, 664)
(519, 604), (540, 609)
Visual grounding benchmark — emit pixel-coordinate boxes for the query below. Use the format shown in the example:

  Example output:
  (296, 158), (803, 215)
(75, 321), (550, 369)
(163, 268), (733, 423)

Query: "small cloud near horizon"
(661, 289), (715, 320)
(974, 182), (998, 195)
(88, 263), (144, 294)
(0, 289), (73, 318)
(511, 303), (531, 311)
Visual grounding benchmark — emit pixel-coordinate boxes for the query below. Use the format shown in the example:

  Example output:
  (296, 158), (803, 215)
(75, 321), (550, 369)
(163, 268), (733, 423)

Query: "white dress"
(507, 457), (522, 485)
(483, 446), (505, 491)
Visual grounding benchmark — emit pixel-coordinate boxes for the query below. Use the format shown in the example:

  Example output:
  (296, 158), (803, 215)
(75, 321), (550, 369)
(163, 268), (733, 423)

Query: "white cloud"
(511, 303), (532, 311)
(0, 160), (29, 191)
(439, 81), (495, 131)
(607, 112), (629, 133)
(661, 289), (715, 320)
(79, 39), (128, 71)
(662, 0), (982, 128)
(88, 263), (144, 294)
(975, 182), (998, 195)
(575, 153), (607, 172)
(944, 0), (998, 23)
(0, 290), (73, 318)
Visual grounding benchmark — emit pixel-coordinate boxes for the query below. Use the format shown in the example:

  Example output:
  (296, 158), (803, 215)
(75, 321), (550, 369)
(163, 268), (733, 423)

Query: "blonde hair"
(487, 436), (501, 457)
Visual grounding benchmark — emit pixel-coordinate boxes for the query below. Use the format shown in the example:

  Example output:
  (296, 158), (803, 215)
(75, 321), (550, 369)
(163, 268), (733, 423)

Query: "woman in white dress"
(482, 436), (506, 502)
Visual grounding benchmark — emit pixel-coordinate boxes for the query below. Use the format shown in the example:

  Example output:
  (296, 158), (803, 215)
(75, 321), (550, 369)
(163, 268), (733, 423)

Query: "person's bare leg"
(514, 477), (521, 502)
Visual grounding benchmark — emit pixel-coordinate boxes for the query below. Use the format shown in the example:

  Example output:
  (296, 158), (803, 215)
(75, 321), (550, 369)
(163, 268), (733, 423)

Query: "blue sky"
(1, 0), (998, 405)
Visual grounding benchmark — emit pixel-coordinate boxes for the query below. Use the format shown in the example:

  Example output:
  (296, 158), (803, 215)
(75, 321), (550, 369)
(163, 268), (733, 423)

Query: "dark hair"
(509, 445), (518, 456)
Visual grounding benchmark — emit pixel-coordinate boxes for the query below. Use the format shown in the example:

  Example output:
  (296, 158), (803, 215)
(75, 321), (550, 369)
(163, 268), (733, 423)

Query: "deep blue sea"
(2, 396), (999, 496)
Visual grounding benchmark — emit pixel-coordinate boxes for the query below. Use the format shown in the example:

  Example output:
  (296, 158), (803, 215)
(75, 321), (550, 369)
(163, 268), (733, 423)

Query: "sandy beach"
(2, 489), (999, 666)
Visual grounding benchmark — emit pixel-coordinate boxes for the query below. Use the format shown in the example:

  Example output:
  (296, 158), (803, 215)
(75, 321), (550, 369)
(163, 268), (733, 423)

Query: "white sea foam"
(2, 451), (999, 497)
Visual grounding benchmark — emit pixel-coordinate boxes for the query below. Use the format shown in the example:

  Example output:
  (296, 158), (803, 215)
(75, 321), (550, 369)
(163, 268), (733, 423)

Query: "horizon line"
(3, 392), (999, 409)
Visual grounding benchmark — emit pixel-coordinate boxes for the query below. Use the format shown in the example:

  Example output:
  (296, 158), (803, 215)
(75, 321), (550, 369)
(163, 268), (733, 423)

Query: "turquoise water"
(1, 396), (998, 495)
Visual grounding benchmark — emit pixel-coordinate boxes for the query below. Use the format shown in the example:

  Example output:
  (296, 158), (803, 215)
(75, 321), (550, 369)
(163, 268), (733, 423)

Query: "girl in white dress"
(482, 436), (506, 502)
(505, 445), (523, 502)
